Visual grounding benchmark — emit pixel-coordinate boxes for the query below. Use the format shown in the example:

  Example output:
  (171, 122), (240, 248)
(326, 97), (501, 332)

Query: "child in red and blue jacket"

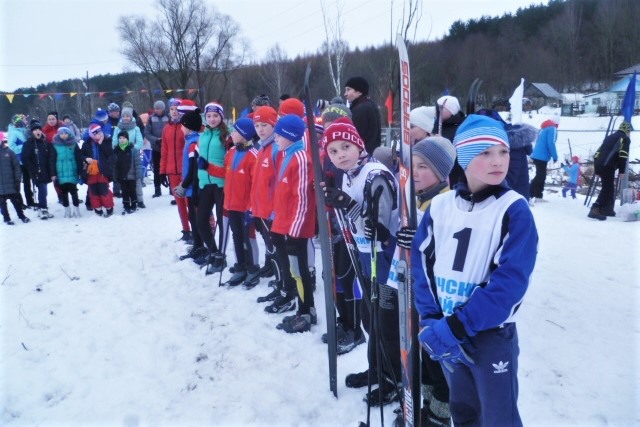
(223, 118), (259, 288)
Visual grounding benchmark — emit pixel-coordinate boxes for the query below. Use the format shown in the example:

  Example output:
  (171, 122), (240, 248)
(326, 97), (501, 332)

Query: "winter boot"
(180, 246), (207, 261)
(152, 186), (162, 198)
(4, 219), (14, 225)
(72, 206), (81, 217)
(279, 312), (315, 333)
(205, 253), (226, 275)
(602, 204), (616, 217)
(64, 206), (71, 218)
(20, 216), (31, 223)
(180, 230), (193, 244)
(277, 307), (318, 330)
(264, 292), (295, 313)
(364, 377), (401, 407)
(257, 287), (281, 303)
(39, 209), (53, 220)
(104, 208), (114, 217)
(588, 205), (606, 221)
(258, 255), (275, 278)
(336, 329), (366, 355)
(94, 209), (104, 217)
(346, 370), (376, 389)
(242, 266), (262, 290)
(225, 268), (247, 287)
(421, 398), (451, 427)
(137, 202), (146, 209)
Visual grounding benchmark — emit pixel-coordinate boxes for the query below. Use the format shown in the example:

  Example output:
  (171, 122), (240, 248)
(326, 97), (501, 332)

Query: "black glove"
(160, 174), (169, 188)
(396, 226), (416, 249)
(197, 157), (209, 170)
(324, 186), (355, 210)
(364, 219), (390, 243)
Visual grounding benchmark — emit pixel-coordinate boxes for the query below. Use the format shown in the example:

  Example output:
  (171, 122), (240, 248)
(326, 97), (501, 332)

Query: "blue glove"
(197, 157), (209, 170)
(419, 318), (474, 372)
(244, 211), (254, 226)
(15, 139), (24, 146)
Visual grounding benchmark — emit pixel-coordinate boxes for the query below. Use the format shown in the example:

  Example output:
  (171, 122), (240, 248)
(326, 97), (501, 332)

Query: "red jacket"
(42, 123), (61, 143)
(250, 141), (278, 219)
(160, 121), (185, 175)
(271, 141), (316, 238)
(223, 146), (257, 212)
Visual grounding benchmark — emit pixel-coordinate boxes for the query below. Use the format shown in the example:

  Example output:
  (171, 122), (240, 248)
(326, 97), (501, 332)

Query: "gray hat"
(321, 104), (352, 124)
(413, 136), (456, 182)
(121, 107), (134, 118)
(154, 100), (166, 110)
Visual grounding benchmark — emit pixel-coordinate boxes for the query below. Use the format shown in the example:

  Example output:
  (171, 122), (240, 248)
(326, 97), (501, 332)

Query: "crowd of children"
(1, 87), (547, 426)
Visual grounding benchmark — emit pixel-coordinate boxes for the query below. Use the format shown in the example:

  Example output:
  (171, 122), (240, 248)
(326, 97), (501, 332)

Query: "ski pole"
(369, 186), (385, 427)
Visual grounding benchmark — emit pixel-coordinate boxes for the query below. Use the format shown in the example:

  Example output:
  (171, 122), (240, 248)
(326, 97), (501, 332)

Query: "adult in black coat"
(344, 76), (382, 154)
(433, 95), (466, 188)
(21, 121), (53, 216)
(588, 121), (631, 220)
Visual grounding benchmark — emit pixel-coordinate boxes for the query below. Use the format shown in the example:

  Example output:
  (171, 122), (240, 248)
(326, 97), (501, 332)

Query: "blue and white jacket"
(411, 181), (538, 339)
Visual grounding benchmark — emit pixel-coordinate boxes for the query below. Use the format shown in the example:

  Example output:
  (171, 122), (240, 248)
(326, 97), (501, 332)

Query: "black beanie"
(180, 108), (203, 132)
(117, 130), (129, 141)
(30, 120), (42, 131)
(345, 76), (369, 96)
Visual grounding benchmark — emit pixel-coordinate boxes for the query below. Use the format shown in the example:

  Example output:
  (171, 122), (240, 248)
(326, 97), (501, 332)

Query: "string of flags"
(1, 88), (201, 104)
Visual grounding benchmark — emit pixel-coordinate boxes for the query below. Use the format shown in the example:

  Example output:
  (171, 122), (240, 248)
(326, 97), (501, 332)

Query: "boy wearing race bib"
(412, 115), (538, 427)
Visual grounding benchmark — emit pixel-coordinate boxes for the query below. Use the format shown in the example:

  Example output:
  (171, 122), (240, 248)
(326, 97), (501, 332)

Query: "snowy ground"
(1, 114), (639, 427)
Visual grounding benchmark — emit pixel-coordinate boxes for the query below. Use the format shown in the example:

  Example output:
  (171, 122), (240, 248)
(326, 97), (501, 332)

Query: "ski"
(395, 34), (420, 427)
(303, 63), (338, 398)
(466, 78), (483, 115)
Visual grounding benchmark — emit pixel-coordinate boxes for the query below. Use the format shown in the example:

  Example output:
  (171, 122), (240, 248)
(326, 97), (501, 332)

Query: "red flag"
(384, 90), (394, 126)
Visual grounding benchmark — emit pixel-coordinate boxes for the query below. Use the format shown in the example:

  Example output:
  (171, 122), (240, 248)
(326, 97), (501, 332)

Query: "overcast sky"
(0, 0), (545, 92)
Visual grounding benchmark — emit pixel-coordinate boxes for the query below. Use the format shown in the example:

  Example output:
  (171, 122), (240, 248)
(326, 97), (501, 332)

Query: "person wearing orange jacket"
(267, 115), (317, 334)
(160, 98), (191, 242)
(223, 118), (260, 287)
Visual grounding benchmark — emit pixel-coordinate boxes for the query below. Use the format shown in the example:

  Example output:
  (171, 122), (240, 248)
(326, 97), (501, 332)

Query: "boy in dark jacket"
(112, 130), (141, 214)
(21, 121), (54, 219)
(0, 134), (30, 224)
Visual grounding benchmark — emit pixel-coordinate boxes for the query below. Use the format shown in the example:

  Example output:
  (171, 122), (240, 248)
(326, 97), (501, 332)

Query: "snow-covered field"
(1, 113), (639, 427)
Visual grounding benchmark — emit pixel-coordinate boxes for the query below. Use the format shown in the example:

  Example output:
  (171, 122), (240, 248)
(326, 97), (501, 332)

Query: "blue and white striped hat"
(453, 115), (509, 169)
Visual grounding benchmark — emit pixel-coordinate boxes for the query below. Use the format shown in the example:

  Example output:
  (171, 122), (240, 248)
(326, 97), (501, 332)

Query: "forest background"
(1, 0), (638, 127)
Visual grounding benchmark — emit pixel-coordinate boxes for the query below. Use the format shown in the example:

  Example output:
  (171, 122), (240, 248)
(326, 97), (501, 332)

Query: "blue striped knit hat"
(453, 115), (509, 169)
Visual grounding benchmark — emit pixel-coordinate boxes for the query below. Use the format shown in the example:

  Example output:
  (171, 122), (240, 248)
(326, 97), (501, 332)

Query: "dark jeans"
(1, 193), (25, 221)
(529, 159), (548, 199)
(188, 196), (203, 248)
(35, 182), (48, 209)
(152, 150), (162, 188)
(20, 164), (34, 207)
(196, 184), (224, 253)
(120, 179), (138, 210)
(594, 167), (616, 209)
(59, 183), (80, 207)
(228, 210), (256, 269)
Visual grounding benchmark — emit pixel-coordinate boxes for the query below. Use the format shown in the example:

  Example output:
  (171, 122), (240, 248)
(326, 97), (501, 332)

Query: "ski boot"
(225, 268), (247, 287)
(205, 253), (226, 275)
(242, 266), (262, 289)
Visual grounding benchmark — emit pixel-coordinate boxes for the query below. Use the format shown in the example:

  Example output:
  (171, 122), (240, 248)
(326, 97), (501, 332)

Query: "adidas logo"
(492, 361), (509, 374)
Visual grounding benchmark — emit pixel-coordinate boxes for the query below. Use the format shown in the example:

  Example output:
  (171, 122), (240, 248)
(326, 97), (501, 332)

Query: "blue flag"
(621, 71), (636, 126)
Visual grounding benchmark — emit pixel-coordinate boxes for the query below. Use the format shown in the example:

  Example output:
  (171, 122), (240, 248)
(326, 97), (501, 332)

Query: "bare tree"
(118, 0), (244, 105)
(260, 44), (291, 101)
(320, 0), (348, 97)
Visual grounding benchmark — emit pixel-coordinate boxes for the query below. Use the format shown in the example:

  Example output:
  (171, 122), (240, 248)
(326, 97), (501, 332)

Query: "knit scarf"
(117, 120), (136, 131)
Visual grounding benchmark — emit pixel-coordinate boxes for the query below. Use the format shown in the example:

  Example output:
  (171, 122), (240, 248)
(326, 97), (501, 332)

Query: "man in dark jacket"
(344, 76), (381, 154)
(21, 121), (54, 219)
(145, 100), (169, 197)
(588, 121), (631, 220)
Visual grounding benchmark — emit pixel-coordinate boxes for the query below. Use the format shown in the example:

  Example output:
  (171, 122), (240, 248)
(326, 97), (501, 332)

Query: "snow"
(1, 113), (639, 426)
